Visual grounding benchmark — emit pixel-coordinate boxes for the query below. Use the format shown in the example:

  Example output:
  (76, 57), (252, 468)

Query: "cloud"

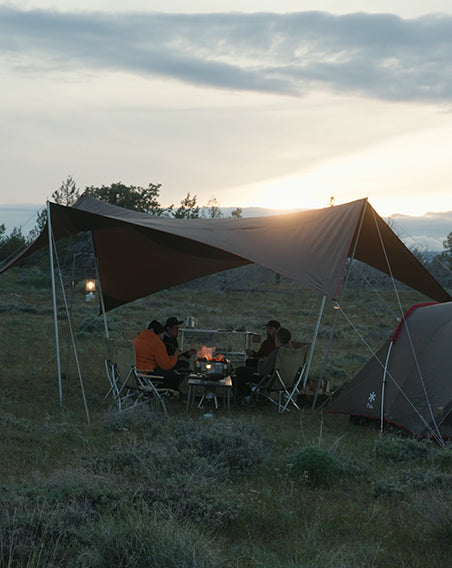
(2, 7), (452, 101)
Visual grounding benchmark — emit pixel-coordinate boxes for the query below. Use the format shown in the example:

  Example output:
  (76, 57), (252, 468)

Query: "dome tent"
(326, 302), (452, 442)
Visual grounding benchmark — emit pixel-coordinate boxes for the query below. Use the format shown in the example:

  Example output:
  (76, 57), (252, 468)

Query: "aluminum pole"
(47, 202), (63, 406)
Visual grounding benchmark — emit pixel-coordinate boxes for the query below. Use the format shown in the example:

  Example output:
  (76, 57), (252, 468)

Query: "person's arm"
(258, 348), (278, 377)
(154, 340), (179, 370)
(255, 338), (274, 359)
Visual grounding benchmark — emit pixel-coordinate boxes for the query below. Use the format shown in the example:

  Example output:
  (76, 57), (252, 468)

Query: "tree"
(0, 225), (27, 263)
(52, 175), (81, 206)
(443, 232), (452, 257)
(85, 182), (169, 215)
(28, 175), (81, 240)
(231, 207), (243, 219)
(204, 196), (223, 219)
(173, 193), (200, 219)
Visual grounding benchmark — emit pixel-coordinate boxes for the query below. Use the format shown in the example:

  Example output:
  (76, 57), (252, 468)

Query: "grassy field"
(0, 266), (451, 567)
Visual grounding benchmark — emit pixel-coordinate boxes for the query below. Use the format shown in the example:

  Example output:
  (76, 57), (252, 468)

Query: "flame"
(196, 345), (225, 361)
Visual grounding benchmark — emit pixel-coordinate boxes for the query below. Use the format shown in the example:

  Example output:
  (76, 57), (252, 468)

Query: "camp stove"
(194, 346), (232, 378)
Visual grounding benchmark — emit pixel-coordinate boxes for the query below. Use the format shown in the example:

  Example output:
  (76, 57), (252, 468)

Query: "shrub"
(83, 510), (225, 568)
(432, 446), (452, 470)
(375, 436), (433, 464)
(0, 468), (124, 567)
(413, 490), (452, 544)
(371, 477), (408, 499)
(372, 469), (452, 499)
(186, 419), (272, 474)
(289, 446), (340, 487)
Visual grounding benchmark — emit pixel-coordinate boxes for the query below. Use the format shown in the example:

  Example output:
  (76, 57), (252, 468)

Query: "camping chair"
(276, 342), (311, 412)
(106, 339), (171, 416)
(250, 344), (310, 412)
(104, 339), (131, 410)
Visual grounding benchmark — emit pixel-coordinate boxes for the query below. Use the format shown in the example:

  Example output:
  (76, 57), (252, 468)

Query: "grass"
(0, 266), (451, 567)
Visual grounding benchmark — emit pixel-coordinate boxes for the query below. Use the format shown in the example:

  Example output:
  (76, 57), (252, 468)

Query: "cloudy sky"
(2, 0), (452, 225)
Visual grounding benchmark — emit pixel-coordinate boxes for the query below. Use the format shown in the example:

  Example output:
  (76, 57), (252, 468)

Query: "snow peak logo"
(367, 392), (376, 409)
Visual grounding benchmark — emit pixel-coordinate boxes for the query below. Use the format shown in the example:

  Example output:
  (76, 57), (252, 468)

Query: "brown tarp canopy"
(1, 195), (450, 311)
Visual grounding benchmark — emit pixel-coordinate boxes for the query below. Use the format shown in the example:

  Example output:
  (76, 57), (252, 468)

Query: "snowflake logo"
(368, 392), (376, 403)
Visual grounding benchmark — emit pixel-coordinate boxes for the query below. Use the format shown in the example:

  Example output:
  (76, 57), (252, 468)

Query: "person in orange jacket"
(133, 320), (182, 390)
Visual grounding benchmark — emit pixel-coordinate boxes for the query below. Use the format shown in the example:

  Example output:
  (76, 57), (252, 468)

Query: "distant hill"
(1, 203), (451, 252)
(388, 211), (452, 252)
(219, 207), (452, 252)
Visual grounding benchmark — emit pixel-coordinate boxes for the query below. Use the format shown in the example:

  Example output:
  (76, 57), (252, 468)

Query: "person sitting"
(133, 319), (182, 391)
(163, 316), (196, 370)
(245, 319), (281, 370)
(235, 326), (293, 401)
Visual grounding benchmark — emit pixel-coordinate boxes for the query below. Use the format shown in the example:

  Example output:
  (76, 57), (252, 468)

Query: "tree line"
(0, 176), (243, 263)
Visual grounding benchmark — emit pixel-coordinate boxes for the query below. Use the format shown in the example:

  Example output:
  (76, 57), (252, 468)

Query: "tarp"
(326, 302), (452, 439)
(1, 195), (450, 311)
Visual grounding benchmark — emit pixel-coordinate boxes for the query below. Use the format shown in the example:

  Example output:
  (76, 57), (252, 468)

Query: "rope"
(333, 303), (444, 445)
(370, 208), (443, 444)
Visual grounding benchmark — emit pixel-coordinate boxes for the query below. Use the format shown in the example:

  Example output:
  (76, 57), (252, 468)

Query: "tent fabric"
(1, 195), (450, 311)
(326, 302), (452, 439)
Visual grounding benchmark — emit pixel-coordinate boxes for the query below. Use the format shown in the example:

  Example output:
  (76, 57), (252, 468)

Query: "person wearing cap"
(133, 319), (182, 390)
(245, 319), (281, 369)
(163, 316), (196, 369)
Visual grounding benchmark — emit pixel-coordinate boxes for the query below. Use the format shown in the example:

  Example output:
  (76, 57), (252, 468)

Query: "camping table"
(186, 375), (233, 415)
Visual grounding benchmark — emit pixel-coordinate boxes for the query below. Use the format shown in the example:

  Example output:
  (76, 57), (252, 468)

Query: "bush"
(432, 446), (452, 470)
(375, 436), (433, 464)
(83, 510), (225, 568)
(289, 446), (340, 487)
(372, 469), (452, 499)
(0, 468), (124, 567)
(413, 490), (452, 544)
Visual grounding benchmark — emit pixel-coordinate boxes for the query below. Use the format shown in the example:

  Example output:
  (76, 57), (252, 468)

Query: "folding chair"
(250, 343), (310, 412)
(276, 342), (310, 412)
(104, 339), (131, 411)
(106, 339), (171, 416)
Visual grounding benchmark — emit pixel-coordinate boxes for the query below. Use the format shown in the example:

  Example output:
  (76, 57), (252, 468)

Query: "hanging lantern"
(85, 279), (96, 301)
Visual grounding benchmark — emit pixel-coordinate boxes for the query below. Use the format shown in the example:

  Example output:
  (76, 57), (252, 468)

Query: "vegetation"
(0, 263), (451, 567)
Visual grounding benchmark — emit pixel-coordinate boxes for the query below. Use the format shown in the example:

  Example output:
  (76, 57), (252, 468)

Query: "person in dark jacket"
(245, 319), (280, 369)
(234, 326), (293, 400)
(163, 316), (196, 369)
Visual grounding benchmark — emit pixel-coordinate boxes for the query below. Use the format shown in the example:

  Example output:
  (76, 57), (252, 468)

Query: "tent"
(1, 195), (450, 310)
(326, 302), (452, 441)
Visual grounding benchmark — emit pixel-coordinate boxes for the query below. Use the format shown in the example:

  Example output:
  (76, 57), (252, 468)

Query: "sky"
(2, 0), (452, 229)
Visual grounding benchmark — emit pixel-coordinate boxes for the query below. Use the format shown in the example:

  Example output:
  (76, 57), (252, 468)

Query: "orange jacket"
(133, 329), (178, 371)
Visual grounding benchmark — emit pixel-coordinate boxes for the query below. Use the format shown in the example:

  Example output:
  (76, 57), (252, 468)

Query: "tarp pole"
(89, 231), (109, 340)
(312, 301), (339, 409)
(380, 341), (393, 433)
(306, 294), (326, 396)
(47, 201), (63, 407)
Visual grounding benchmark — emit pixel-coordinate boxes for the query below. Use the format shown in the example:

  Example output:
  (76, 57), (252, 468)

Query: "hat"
(148, 320), (165, 334)
(165, 316), (184, 328)
(265, 319), (281, 329)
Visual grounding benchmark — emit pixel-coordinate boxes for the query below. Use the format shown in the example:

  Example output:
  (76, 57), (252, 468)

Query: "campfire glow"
(196, 345), (225, 361)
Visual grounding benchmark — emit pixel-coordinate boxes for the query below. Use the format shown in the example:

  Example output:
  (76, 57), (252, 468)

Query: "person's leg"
(234, 366), (258, 398)
(149, 369), (181, 390)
